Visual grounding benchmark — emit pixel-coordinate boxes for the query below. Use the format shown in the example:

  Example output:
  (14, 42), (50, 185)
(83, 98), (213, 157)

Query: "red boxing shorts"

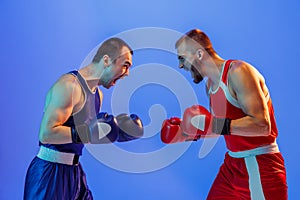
(207, 142), (287, 200)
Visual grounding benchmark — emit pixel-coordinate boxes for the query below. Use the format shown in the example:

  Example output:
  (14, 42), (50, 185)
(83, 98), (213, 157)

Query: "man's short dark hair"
(92, 37), (133, 63)
(175, 29), (217, 57)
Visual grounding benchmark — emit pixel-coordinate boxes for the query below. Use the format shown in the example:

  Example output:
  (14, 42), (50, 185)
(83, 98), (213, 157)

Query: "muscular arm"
(39, 75), (82, 144)
(228, 61), (271, 136)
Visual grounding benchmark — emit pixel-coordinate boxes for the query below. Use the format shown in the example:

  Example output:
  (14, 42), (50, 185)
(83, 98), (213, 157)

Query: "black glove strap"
(71, 124), (90, 143)
(185, 135), (201, 142)
(212, 117), (231, 135)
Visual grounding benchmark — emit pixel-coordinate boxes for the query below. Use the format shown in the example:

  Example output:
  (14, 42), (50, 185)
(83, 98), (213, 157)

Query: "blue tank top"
(40, 70), (101, 155)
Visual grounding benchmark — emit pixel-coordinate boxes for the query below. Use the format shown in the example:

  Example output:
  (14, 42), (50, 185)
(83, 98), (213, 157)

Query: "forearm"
(230, 116), (270, 137)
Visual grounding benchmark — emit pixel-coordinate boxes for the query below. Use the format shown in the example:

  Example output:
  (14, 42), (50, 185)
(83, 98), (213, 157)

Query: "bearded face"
(191, 60), (203, 84)
(178, 55), (203, 84)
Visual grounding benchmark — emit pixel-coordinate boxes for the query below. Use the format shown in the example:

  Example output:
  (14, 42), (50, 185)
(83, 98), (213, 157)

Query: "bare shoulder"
(45, 73), (81, 107)
(230, 60), (254, 73)
(228, 60), (263, 81)
(50, 73), (80, 94)
(227, 60), (267, 96)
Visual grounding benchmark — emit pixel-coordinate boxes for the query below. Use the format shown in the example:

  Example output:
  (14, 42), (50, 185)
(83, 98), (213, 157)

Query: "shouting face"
(102, 46), (133, 89)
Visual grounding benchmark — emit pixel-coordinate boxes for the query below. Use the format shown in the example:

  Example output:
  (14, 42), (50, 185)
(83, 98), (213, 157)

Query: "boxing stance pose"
(24, 38), (143, 200)
(161, 29), (287, 200)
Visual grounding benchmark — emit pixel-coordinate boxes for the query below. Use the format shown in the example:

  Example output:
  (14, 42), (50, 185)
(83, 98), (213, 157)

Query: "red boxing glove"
(181, 105), (212, 136)
(161, 117), (200, 144)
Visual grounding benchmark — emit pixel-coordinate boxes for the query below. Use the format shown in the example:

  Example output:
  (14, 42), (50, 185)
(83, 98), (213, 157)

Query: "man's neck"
(78, 64), (102, 92)
(207, 57), (226, 86)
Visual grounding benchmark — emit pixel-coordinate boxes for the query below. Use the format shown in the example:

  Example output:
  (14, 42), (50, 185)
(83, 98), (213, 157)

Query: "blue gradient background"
(1, 0), (299, 199)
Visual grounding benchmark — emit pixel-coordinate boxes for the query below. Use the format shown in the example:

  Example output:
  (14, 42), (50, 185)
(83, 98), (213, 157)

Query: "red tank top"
(209, 60), (278, 152)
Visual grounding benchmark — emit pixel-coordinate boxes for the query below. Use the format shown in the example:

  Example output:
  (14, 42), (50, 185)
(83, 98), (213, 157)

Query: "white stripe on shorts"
(245, 156), (265, 200)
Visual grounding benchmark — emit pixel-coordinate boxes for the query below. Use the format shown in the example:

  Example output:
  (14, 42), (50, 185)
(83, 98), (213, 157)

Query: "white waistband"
(228, 142), (279, 158)
(37, 146), (79, 165)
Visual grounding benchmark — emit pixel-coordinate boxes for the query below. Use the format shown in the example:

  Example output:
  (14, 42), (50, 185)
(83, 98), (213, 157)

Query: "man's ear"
(103, 55), (111, 67)
(196, 49), (203, 60)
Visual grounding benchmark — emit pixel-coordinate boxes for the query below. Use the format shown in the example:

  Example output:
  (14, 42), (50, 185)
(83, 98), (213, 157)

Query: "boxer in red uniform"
(161, 29), (287, 199)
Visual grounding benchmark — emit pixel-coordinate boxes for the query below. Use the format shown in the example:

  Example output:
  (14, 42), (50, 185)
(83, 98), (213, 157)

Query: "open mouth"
(112, 79), (118, 85)
(112, 74), (124, 85)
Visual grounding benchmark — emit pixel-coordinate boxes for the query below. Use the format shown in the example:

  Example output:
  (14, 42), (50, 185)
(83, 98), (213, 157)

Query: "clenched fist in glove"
(161, 117), (201, 144)
(71, 112), (119, 144)
(71, 112), (144, 144)
(161, 105), (231, 144)
(116, 113), (144, 142)
(181, 105), (231, 136)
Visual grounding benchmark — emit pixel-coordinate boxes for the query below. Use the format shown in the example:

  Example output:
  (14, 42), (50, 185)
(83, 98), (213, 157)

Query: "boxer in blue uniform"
(24, 38), (143, 200)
